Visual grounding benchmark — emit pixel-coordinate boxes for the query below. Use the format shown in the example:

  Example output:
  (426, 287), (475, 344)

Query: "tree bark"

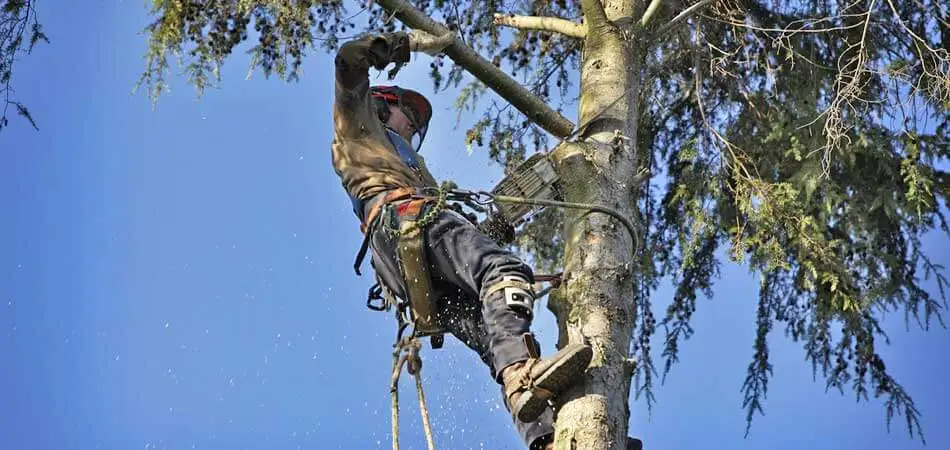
(547, 0), (644, 448)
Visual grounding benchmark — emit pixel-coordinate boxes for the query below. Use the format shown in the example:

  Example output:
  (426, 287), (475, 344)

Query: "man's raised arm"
(332, 30), (453, 137)
(334, 30), (455, 98)
(334, 32), (411, 97)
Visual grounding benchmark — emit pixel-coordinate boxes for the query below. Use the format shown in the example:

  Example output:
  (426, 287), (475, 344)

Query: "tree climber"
(330, 29), (593, 450)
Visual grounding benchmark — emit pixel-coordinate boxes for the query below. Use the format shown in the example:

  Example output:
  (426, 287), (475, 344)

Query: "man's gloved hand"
(409, 30), (454, 56)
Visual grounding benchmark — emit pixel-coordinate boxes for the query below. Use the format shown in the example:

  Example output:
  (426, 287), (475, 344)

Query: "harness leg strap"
(484, 276), (537, 319)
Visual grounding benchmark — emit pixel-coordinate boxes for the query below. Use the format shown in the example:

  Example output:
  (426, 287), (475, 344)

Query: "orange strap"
(360, 187), (417, 234)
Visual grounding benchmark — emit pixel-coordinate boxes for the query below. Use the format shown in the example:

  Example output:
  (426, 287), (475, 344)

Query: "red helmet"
(370, 85), (432, 151)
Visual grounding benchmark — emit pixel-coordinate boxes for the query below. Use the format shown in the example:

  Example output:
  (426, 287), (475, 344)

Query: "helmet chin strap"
(385, 125), (415, 149)
(405, 115), (427, 152)
(385, 125), (406, 141)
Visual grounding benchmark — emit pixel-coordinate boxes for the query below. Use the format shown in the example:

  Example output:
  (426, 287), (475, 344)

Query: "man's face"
(386, 104), (416, 143)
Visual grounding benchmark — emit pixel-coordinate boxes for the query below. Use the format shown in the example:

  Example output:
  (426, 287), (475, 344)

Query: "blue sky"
(2, 1), (948, 449)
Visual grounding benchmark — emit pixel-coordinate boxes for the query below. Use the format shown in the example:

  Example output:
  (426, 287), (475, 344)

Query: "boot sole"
(628, 437), (643, 450)
(514, 345), (593, 423)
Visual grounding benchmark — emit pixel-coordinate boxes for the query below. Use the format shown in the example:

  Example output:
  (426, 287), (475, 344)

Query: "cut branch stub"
(492, 13), (587, 39)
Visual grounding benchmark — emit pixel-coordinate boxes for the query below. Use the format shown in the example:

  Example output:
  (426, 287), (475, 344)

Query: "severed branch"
(492, 13), (586, 39)
(655, 0), (717, 40)
(376, 0), (575, 138)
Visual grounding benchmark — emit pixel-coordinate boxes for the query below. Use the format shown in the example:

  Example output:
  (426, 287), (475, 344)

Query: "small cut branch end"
(492, 13), (587, 39)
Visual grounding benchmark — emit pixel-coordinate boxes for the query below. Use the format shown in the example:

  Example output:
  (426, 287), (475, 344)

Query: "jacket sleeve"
(333, 32), (412, 136)
(335, 32), (411, 91)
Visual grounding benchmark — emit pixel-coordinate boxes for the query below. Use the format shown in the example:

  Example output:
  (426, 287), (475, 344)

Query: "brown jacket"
(331, 32), (439, 217)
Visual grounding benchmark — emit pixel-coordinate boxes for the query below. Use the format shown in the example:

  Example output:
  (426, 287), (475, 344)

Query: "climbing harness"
(388, 186), (447, 342)
(353, 169), (640, 350)
(355, 181), (456, 349)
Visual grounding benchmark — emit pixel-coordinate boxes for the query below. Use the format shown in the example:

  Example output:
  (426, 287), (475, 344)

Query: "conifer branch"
(492, 13), (586, 39)
(0, 0), (45, 131)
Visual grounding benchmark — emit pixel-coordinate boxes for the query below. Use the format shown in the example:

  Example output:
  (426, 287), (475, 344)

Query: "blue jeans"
(366, 200), (555, 448)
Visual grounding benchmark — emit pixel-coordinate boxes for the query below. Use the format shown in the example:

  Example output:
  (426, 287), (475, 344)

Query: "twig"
(640, 0), (665, 28)
(655, 0), (718, 40)
(883, 0), (950, 106)
(1, 0), (42, 131)
(805, 0), (878, 179)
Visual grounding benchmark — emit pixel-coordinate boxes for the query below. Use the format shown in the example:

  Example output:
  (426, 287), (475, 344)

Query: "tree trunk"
(374, 1), (647, 447)
(548, 0), (643, 448)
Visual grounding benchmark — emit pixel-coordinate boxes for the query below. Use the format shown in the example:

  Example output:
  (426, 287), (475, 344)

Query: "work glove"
(409, 29), (454, 56)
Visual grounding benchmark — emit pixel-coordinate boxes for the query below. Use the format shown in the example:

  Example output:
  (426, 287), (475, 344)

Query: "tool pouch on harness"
(392, 199), (445, 349)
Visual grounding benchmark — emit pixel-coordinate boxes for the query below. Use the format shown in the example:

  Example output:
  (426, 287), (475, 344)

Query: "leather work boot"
(502, 341), (594, 423)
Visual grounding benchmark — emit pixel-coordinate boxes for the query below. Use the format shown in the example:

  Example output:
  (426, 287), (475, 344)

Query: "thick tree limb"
(654, 0), (717, 39)
(580, 0), (610, 30)
(492, 13), (587, 39)
(375, 0), (575, 138)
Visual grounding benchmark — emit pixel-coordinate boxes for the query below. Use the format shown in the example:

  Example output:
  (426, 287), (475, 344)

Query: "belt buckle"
(366, 283), (390, 311)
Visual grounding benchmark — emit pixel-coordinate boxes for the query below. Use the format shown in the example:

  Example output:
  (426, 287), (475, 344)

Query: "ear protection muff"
(374, 97), (392, 124)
